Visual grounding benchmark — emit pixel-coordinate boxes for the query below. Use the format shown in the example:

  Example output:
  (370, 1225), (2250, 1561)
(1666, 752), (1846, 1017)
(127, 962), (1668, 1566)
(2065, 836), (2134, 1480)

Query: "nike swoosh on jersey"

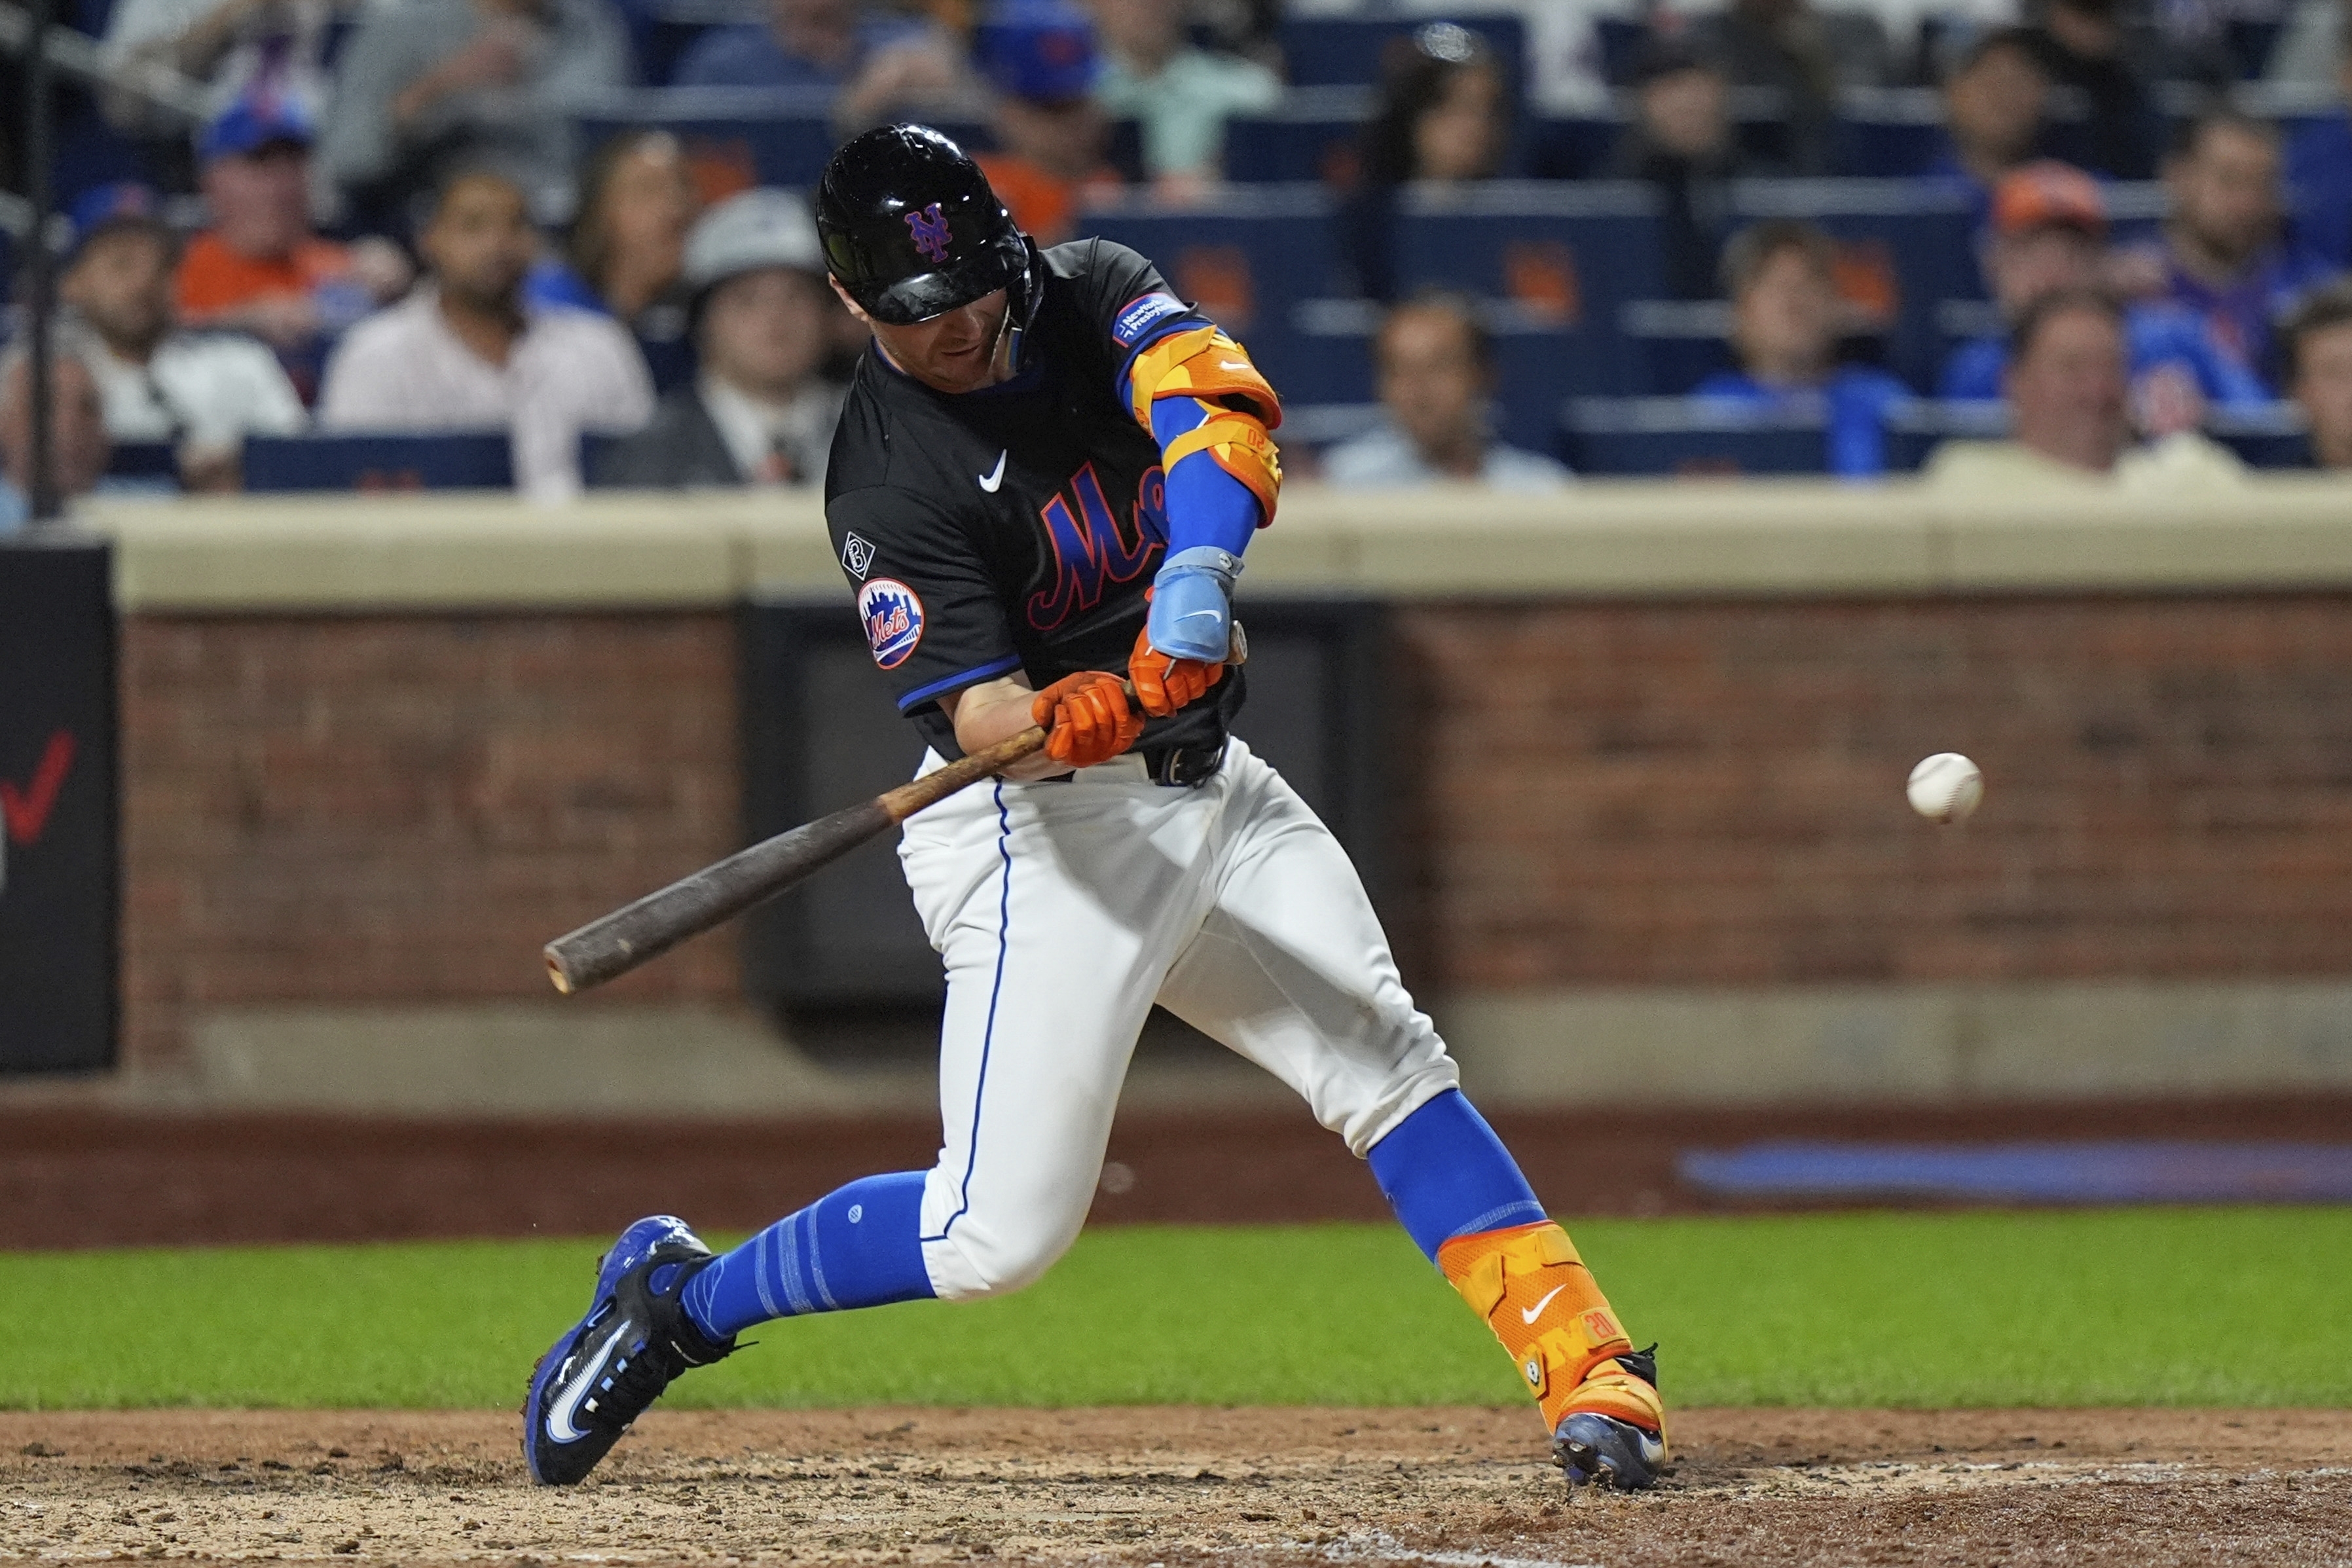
(545, 1317), (633, 1443)
(1520, 1285), (1569, 1325)
(978, 450), (1008, 492)
(1220, 361), (1250, 371)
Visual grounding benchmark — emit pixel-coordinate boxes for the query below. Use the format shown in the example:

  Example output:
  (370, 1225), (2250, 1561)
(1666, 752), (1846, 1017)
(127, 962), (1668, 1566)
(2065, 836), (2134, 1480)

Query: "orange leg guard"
(1437, 1221), (1666, 1442)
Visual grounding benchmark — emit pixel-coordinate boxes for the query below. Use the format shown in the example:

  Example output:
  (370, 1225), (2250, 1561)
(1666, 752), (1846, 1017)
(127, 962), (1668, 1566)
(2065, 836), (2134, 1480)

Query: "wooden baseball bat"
(543, 627), (1246, 995)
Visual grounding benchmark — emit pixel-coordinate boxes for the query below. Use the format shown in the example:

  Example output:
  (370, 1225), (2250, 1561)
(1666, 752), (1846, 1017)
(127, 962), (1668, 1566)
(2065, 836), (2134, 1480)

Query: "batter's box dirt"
(4, 1408), (2349, 1567)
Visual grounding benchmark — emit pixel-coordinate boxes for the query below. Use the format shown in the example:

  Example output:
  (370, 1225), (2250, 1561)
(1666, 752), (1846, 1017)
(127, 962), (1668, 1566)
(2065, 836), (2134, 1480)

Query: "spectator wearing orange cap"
(1937, 161), (2268, 435)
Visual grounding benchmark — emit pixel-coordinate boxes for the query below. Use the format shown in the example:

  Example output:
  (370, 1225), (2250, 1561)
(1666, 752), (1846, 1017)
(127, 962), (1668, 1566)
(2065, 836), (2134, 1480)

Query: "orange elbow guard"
(1126, 325), (1285, 520)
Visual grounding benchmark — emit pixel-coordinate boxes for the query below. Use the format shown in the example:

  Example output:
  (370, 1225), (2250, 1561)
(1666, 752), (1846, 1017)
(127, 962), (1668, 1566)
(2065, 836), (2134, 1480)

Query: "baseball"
(1907, 753), (1983, 822)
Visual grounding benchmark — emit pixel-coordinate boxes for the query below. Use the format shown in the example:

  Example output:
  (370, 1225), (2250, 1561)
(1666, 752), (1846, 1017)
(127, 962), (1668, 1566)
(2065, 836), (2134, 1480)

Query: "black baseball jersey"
(823, 238), (1247, 761)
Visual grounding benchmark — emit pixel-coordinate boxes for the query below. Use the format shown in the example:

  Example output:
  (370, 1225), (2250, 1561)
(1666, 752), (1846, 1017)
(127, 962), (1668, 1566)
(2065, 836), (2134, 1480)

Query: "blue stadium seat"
(1527, 116), (1624, 181)
(1826, 88), (1950, 177)
(580, 88), (839, 189)
(243, 431), (514, 492)
(1617, 299), (1738, 395)
(2205, 402), (2315, 469)
(1562, 397), (1831, 475)
(106, 441), (179, 482)
(1221, 87), (1373, 183)
(1081, 185), (1345, 407)
(1279, 14), (1524, 89)
(1389, 181), (1663, 410)
(1730, 179), (1977, 390)
(1881, 399), (2007, 471)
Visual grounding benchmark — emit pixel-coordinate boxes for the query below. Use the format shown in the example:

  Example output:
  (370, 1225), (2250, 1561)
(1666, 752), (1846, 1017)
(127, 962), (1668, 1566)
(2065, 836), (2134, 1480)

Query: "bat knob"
(1226, 621), (1249, 666)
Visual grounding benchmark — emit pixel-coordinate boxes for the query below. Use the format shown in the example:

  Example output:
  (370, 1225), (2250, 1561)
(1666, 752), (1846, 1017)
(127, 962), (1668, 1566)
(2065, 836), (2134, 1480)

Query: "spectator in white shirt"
(318, 167), (653, 501)
(1323, 291), (1572, 490)
(592, 189), (843, 488)
(55, 185), (308, 492)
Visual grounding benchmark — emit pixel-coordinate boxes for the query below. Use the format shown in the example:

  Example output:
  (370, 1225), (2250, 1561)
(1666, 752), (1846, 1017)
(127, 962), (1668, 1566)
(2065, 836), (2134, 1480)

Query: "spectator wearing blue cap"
(1691, 221), (1912, 480)
(56, 184), (308, 492)
(593, 190), (844, 488)
(671, 0), (976, 131)
(178, 88), (413, 400)
(316, 0), (633, 227)
(974, 1), (1123, 245)
(1084, 0), (1278, 198)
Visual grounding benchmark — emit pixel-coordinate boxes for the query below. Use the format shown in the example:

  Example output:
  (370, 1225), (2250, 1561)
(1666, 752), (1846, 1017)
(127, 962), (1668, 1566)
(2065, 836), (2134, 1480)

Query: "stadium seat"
(1731, 179), (1978, 390)
(1278, 14), (1524, 89)
(1389, 181), (1663, 408)
(2205, 403), (2315, 469)
(242, 431), (514, 492)
(1082, 185), (1345, 406)
(1221, 87), (1374, 184)
(1826, 88), (1950, 178)
(105, 441), (179, 482)
(581, 88), (841, 194)
(1618, 299), (1739, 395)
(1561, 397), (1832, 475)
(1880, 399), (2007, 471)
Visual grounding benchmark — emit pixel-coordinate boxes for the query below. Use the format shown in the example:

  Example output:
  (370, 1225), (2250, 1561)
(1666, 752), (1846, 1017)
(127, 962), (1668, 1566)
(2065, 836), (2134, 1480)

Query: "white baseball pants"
(896, 737), (1461, 1302)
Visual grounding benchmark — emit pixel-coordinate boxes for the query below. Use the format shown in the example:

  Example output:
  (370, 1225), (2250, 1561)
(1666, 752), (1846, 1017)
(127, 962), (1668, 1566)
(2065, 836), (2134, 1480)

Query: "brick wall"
(120, 614), (741, 1067)
(117, 594), (2352, 1066)
(1395, 595), (2352, 989)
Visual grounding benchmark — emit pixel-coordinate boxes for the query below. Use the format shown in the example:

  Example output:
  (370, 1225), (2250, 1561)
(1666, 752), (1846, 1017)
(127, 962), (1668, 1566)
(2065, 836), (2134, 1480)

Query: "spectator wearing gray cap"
(592, 190), (845, 489)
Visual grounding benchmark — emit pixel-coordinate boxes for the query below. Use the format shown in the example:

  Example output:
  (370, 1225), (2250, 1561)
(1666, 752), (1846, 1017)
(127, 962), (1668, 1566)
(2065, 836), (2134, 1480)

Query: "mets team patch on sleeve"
(858, 578), (925, 669)
(1111, 291), (1188, 348)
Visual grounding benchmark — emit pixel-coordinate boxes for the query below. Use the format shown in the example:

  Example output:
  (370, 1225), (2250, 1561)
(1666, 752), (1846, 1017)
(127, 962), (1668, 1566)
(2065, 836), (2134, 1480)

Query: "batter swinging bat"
(543, 626), (1247, 996)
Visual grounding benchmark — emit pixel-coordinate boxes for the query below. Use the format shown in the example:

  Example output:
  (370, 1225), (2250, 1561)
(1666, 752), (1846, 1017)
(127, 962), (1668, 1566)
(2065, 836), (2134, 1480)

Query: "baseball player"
(523, 124), (1666, 1493)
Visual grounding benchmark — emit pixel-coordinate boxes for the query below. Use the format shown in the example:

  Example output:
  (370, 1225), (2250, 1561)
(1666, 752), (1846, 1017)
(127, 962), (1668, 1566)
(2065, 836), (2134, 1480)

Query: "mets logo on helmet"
(858, 577), (925, 669)
(905, 203), (953, 264)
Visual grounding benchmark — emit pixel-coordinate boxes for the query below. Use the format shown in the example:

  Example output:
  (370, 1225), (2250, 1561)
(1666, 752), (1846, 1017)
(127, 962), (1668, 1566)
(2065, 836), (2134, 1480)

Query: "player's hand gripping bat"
(542, 626), (1247, 995)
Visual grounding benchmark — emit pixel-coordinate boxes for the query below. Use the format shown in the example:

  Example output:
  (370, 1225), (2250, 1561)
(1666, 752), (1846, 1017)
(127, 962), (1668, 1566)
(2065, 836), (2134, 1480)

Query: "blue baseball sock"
(681, 1171), (935, 1340)
(1367, 1089), (1549, 1262)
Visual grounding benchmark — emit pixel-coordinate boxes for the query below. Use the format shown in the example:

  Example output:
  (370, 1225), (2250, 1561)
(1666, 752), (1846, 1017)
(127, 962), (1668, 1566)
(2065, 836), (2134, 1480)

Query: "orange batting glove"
(1029, 671), (1145, 770)
(1128, 623), (1225, 718)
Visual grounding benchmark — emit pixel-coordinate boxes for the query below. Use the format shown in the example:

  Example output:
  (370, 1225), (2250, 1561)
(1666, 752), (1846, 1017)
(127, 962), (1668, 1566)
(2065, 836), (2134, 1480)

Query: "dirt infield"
(3, 1408), (2347, 1566)
(11, 1095), (2352, 1248)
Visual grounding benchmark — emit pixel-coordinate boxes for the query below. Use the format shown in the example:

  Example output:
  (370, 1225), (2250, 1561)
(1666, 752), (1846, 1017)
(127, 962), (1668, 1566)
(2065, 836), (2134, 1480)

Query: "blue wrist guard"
(1147, 545), (1241, 663)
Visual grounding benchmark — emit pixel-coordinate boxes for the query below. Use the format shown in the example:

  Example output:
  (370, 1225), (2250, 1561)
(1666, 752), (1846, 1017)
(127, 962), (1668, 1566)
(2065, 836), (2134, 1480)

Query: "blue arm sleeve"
(1149, 397), (1262, 558)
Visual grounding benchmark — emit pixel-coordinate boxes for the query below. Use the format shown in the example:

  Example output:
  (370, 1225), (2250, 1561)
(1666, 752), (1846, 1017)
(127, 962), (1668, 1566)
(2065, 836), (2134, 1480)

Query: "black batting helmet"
(817, 124), (1030, 325)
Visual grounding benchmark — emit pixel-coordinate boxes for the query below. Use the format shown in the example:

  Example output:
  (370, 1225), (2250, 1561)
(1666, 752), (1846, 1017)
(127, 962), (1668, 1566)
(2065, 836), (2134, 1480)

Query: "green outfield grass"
(4, 1209), (2348, 1410)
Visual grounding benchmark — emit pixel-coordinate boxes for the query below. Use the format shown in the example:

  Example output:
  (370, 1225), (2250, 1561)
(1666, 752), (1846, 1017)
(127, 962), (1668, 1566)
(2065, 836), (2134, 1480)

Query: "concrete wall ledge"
(71, 474), (2352, 613)
(1441, 979), (2352, 1108)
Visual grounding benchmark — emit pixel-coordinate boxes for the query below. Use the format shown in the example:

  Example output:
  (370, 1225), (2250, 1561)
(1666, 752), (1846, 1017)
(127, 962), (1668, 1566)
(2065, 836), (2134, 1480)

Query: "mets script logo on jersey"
(905, 203), (953, 264)
(858, 577), (925, 668)
(1111, 291), (1187, 349)
(1025, 463), (1161, 631)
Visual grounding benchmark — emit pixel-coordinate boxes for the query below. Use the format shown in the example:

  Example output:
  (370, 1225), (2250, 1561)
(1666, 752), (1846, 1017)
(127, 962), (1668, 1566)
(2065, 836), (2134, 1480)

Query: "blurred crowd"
(5, 0), (2352, 522)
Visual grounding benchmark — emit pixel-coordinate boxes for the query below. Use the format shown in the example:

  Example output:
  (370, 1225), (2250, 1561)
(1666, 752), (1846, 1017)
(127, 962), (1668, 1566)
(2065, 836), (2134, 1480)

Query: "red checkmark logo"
(2, 730), (76, 848)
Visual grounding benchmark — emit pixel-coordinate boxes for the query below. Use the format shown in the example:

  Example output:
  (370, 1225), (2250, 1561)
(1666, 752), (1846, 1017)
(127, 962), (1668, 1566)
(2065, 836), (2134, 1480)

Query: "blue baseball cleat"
(1554, 1345), (1668, 1491)
(523, 1215), (735, 1486)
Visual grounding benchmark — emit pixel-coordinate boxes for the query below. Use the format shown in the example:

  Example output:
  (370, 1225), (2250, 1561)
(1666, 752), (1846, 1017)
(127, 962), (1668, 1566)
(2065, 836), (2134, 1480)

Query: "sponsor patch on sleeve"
(858, 577), (925, 670)
(1111, 291), (1188, 348)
